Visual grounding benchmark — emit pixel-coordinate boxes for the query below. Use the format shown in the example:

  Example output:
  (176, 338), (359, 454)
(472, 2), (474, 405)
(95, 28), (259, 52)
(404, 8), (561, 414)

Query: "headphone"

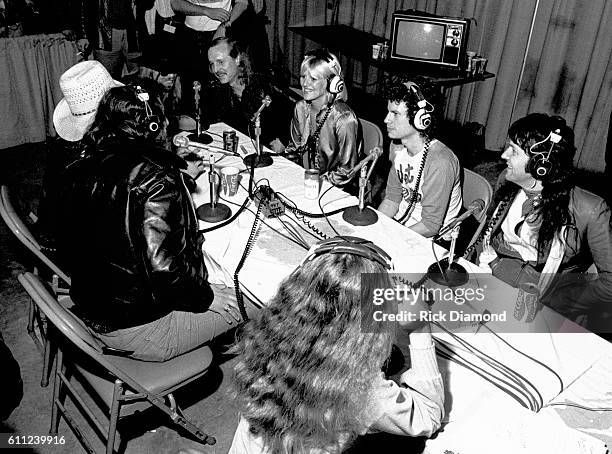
(304, 50), (345, 95)
(526, 129), (562, 179)
(134, 85), (160, 133)
(403, 81), (434, 131)
(301, 236), (393, 271)
(326, 58), (345, 95)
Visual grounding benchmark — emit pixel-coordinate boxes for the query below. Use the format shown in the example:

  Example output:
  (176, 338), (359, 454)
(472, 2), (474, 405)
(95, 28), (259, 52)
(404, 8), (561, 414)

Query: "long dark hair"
(508, 113), (576, 253)
(231, 252), (395, 453)
(84, 79), (167, 151)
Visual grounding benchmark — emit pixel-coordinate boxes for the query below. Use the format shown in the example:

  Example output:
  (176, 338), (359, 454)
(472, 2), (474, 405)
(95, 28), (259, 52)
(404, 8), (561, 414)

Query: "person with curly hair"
(377, 77), (462, 238)
(284, 49), (362, 189)
(228, 239), (444, 453)
(471, 113), (612, 331)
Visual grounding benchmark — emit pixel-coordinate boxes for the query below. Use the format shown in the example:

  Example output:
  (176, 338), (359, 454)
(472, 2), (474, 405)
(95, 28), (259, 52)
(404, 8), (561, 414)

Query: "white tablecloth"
(192, 123), (612, 453)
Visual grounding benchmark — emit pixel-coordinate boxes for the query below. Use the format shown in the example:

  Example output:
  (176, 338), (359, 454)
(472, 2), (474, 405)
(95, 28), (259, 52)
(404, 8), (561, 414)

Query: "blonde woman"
(286, 49), (363, 188)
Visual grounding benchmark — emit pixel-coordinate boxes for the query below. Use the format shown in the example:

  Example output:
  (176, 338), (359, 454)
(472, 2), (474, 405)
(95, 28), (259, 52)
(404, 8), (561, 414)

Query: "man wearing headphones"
(57, 80), (246, 362)
(470, 113), (612, 331)
(285, 49), (362, 189)
(378, 77), (462, 238)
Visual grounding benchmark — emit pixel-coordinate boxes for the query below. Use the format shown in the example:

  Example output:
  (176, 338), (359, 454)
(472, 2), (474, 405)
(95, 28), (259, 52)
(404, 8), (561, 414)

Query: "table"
(190, 123), (612, 452)
(289, 25), (494, 92)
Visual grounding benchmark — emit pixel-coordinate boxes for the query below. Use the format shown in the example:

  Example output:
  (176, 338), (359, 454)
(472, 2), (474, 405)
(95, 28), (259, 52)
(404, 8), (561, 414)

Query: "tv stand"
(289, 25), (494, 88)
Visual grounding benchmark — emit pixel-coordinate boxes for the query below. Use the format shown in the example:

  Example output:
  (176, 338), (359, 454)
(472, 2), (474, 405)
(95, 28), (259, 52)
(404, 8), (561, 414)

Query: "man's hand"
(76, 38), (90, 53)
(184, 159), (205, 180)
(62, 29), (76, 40)
(208, 297), (242, 325)
(397, 285), (433, 333)
(177, 147), (205, 180)
(326, 166), (352, 186)
(269, 138), (285, 154)
(205, 7), (230, 22)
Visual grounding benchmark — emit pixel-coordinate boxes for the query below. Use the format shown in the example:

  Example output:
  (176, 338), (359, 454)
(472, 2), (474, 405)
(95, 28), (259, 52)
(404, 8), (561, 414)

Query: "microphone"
(341, 147), (383, 227)
(193, 81), (201, 102)
(244, 95), (274, 168)
(342, 146), (383, 182)
(250, 95), (272, 123)
(188, 80), (213, 144)
(426, 199), (485, 288)
(434, 199), (485, 240)
(173, 135), (234, 155)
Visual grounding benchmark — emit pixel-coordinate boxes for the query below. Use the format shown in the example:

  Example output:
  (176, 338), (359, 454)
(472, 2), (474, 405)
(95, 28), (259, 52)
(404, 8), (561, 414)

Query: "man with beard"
(201, 37), (284, 150)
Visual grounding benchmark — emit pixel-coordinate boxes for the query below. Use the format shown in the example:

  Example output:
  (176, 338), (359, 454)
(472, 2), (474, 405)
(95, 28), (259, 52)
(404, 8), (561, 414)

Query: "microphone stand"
(244, 114), (273, 168)
(196, 154), (232, 222)
(427, 224), (469, 287)
(188, 81), (213, 145)
(342, 165), (378, 226)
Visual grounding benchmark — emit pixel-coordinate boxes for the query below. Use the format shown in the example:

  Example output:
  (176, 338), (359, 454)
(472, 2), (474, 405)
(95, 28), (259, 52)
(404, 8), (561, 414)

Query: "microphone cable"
(434, 332), (543, 411)
(434, 339), (539, 411)
(434, 321), (544, 410)
(275, 191), (334, 240)
(318, 184), (343, 237)
(233, 201), (264, 322)
(478, 322), (564, 395)
(432, 320), (568, 411)
(220, 195), (309, 250)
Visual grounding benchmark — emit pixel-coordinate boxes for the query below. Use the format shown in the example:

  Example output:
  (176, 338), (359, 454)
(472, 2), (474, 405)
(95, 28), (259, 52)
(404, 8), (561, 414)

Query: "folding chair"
(359, 118), (384, 203)
(18, 272), (217, 453)
(0, 184), (71, 386)
(359, 118), (383, 155)
(461, 168), (494, 250)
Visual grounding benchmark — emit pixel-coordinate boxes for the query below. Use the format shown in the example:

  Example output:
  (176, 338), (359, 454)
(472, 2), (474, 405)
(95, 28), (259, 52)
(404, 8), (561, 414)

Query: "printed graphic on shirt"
(397, 162), (422, 204)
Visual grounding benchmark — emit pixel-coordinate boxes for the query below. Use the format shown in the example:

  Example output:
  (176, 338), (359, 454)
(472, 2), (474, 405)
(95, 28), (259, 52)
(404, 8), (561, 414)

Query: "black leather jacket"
(58, 140), (213, 332)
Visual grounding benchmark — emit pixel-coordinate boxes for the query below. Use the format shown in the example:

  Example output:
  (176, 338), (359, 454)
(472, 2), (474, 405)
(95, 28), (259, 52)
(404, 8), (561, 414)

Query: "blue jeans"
(96, 285), (258, 361)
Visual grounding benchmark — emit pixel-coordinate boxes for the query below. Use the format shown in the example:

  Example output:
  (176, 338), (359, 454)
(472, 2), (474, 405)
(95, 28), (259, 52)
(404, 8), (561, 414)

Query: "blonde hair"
(300, 49), (348, 103)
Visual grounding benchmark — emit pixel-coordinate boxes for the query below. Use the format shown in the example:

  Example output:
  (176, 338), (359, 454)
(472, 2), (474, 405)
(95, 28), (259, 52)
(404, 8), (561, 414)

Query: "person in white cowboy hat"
(56, 80), (251, 361)
(36, 61), (122, 254)
(53, 60), (123, 142)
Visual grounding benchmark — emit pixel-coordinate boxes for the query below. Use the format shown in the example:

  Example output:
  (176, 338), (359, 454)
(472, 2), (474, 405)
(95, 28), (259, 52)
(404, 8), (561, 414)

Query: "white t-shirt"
(184, 0), (231, 32)
(388, 141), (462, 231)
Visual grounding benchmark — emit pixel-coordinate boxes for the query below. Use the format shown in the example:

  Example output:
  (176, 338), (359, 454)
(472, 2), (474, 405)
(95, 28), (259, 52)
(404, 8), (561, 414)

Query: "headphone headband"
(303, 49), (344, 95)
(301, 236), (393, 270)
(402, 81), (434, 130)
(526, 129), (563, 179)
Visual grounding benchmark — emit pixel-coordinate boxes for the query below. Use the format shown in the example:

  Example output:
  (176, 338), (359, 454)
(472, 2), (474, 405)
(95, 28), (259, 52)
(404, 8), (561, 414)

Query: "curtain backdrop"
(0, 34), (77, 150)
(267, 0), (612, 171)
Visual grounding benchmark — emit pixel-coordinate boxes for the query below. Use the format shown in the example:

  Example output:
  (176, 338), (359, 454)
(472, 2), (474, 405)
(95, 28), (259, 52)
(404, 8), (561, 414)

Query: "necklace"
(307, 105), (332, 170)
(395, 137), (431, 224)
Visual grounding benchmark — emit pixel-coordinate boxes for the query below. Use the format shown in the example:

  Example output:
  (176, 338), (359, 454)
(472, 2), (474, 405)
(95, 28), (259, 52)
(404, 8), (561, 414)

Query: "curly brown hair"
(231, 252), (396, 453)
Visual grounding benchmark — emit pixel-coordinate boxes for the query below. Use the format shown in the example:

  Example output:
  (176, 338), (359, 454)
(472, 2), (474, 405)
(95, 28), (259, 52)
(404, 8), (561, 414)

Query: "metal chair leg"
(50, 348), (63, 435)
(41, 334), (54, 387)
(106, 380), (123, 454)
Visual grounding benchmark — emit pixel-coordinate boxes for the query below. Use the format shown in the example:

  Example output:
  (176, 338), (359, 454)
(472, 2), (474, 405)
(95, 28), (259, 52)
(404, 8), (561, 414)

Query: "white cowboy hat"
(53, 61), (123, 142)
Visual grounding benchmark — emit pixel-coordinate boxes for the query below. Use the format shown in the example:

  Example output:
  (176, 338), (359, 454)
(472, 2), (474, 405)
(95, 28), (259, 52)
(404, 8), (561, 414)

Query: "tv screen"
(395, 21), (444, 61)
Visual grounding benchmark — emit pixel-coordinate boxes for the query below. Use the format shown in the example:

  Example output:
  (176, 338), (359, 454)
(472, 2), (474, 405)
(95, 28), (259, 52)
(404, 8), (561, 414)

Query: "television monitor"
(390, 11), (470, 69)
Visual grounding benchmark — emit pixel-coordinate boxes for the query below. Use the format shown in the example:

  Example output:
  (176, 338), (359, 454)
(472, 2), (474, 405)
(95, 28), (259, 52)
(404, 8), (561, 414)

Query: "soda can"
(304, 169), (320, 200)
(223, 130), (238, 154)
(515, 282), (540, 323)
